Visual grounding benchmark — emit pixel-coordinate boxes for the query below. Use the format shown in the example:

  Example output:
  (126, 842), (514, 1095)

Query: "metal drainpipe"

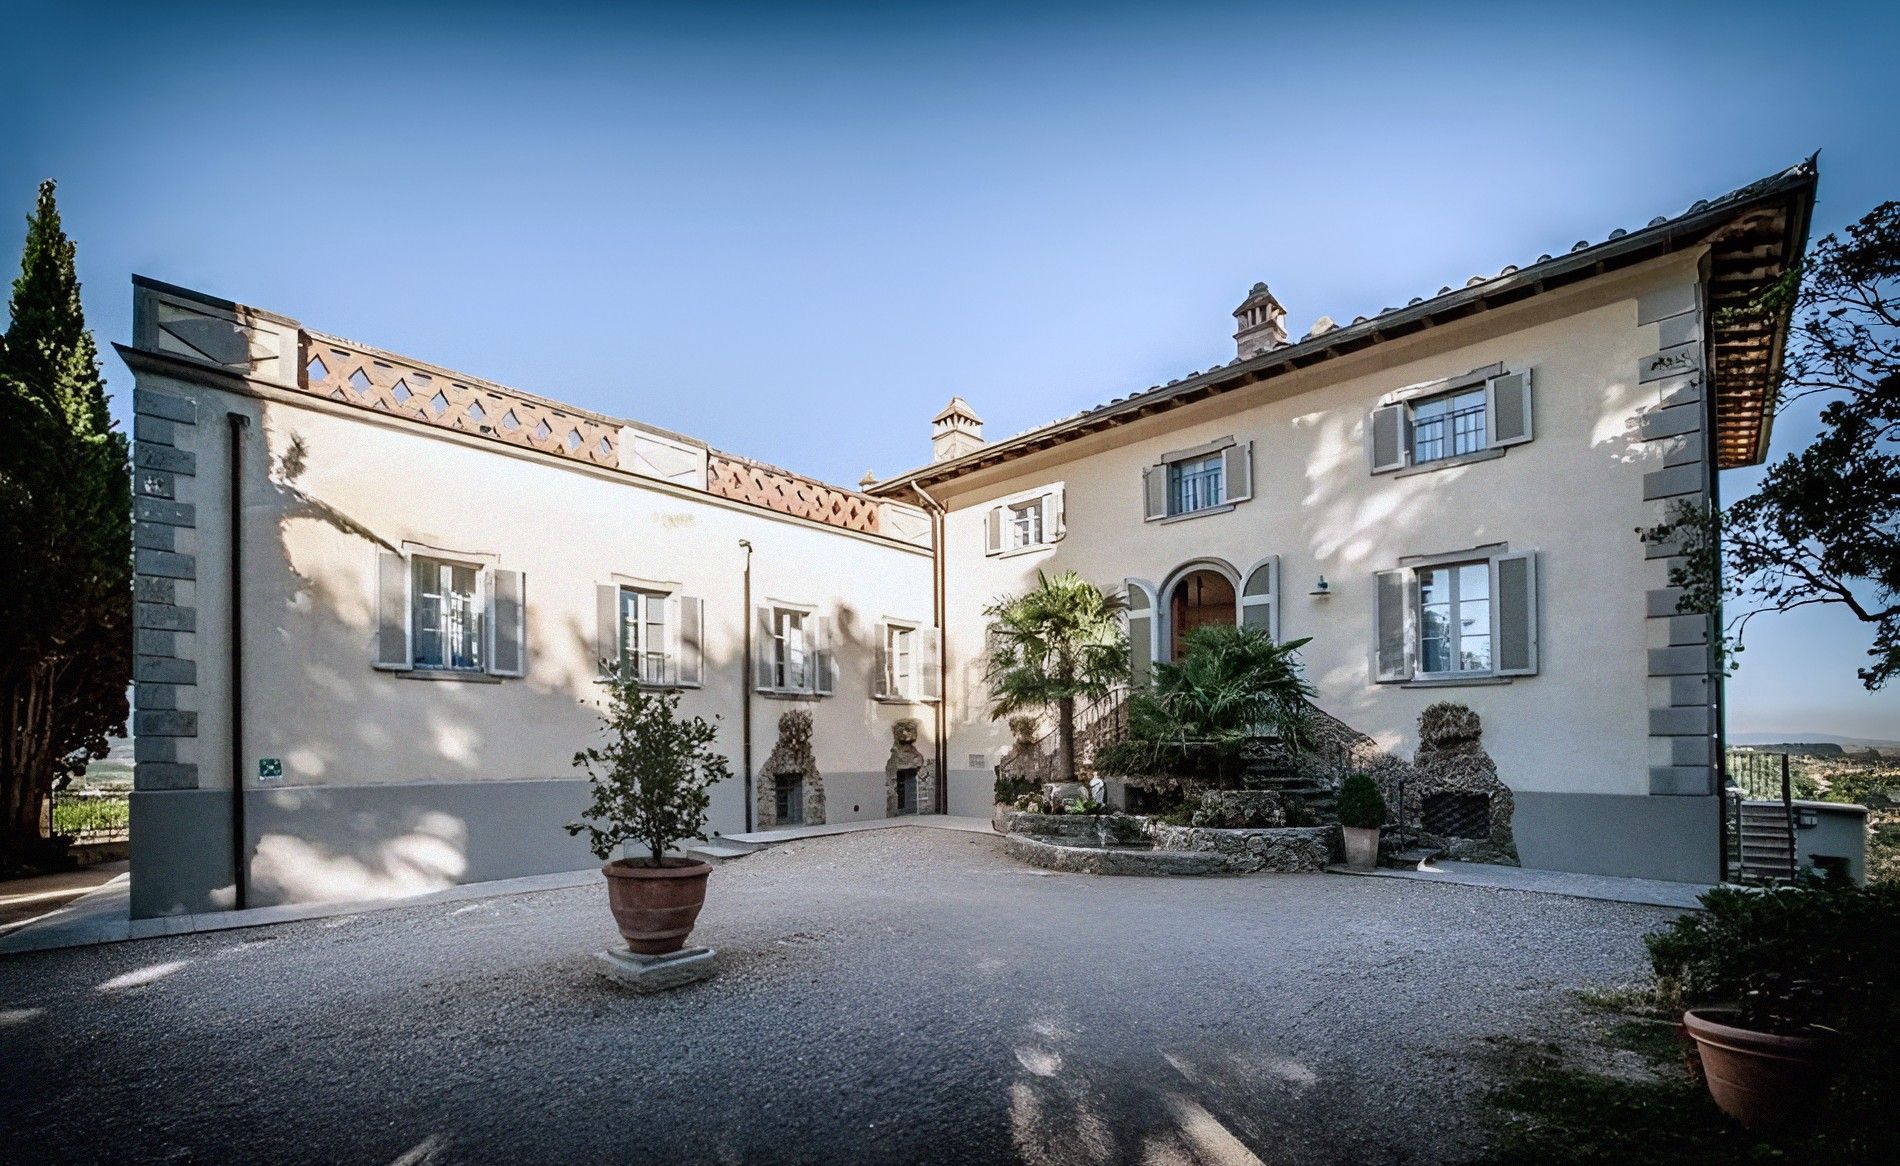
(909, 483), (949, 814)
(739, 539), (754, 831)
(226, 412), (249, 910)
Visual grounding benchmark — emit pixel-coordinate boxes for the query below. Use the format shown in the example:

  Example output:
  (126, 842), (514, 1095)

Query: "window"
(1168, 454), (1224, 515)
(1369, 367), (1533, 474)
(596, 582), (701, 687)
(1007, 500), (1043, 550)
(1409, 386), (1487, 464)
(1416, 561), (1492, 675)
(774, 774), (805, 825)
(757, 604), (833, 696)
(1374, 549), (1538, 684)
(777, 608), (808, 689)
(1143, 439), (1253, 522)
(875, 620), (941, 702)
(375, 549), (524, 677)
(412, 556), (484, 671)
(984, 484), (1065, 556)
(619, 589), (669, 685)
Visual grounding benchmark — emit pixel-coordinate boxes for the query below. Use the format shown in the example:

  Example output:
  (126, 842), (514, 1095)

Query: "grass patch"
(1470, 991), (1897, 1166)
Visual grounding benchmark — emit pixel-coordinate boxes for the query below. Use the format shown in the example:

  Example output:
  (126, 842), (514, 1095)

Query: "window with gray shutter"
(985, 507), (1004, 555)
(754, 606), (777, 691)
(1487, 369), (1534, 448)
(677, 595), (705, 687)
(1493, 551), (1538, 675)
(919, 626), (942, 702)
(489, 569), (525, 677)
(873, 623), (893, 699)
(597, 584), (622, 679)
(1374, 568), (1413, 681)
(375, 549), (411, 669)
(812, 614), (835, 695)
(1142, 465), (1167, 521)
(1126, 581), (1154, 687)
(1240, 557), (1278, 640)
(1040, 488), (1065, 542)
(1369, 404), (1408, 473)
(1223, 441), (1254, 504)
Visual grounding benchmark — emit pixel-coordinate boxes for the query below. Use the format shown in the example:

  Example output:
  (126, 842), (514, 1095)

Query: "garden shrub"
(1336, 772), (1387, 830)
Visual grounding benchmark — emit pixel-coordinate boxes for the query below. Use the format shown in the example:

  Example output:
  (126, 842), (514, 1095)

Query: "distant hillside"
(1731, 741), (1900, 760)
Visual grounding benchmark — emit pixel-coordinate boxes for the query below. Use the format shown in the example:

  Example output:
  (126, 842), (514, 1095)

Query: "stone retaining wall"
(1147, 824), (1336, 873)
(991, 807), (1145, 843)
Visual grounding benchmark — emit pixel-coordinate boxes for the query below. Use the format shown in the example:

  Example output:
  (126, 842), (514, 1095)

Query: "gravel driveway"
(0, 828), (1677, 1165)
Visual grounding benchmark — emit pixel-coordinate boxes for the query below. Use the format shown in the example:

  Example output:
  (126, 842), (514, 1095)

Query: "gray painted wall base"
(1514, 791), (1720, 884)
(131, 789), (235, 917)
(133, 778), (603, 918)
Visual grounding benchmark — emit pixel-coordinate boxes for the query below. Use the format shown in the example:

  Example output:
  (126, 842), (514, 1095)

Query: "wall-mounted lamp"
(1309, 575), (1332, 597)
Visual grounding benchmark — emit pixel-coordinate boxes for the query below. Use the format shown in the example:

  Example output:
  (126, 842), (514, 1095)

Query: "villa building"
(123, 160), (1816, 915)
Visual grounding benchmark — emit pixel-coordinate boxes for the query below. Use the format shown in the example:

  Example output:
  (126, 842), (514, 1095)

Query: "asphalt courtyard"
(0, 828), (1679, 1165)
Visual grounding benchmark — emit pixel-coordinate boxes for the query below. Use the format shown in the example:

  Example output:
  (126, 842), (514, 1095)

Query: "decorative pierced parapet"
(128, 279), (911, 543)
(707, 453), (882, 534)
(301, 331), (621, 469)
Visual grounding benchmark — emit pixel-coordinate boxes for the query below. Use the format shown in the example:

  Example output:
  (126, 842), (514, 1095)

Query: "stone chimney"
(1233, 282), (1288, 359)
(931, 396), (985, 462)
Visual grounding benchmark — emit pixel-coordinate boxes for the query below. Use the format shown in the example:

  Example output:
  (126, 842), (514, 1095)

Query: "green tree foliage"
(0, 180), (131, 871)
(567, 679), (731, 867)
(983, 571), (1129, 784)
(1103, 625), (1315, 783)
(1653, 202), (1900, 689)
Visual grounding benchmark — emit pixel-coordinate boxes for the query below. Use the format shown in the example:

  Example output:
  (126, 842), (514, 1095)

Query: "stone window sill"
(991, 540), (1058, 560)
(873, 695), (939, 706)
(396, 669), (502, 684)
(1392, 448), (1506, 479)
(759, 689), (826, 701)
(1152, 502), (1236, 525)
(1398, 674), (1515, 689)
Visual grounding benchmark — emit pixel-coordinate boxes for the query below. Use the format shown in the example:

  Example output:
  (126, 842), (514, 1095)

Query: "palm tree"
(983, 571), (1129, 784)
(1129, 625), (1314, 778)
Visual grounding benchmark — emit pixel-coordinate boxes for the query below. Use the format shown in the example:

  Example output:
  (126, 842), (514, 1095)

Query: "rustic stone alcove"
(884, 718), (936, 816)
(1385, 702), (1519, 864)
(757, 709), (824, 828)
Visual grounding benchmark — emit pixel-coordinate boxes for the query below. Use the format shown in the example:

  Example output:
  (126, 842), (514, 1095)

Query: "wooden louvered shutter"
(1369, 404), (1408, 473)
(375, 550), (411, 670)
(1374, 568), (1414, 682)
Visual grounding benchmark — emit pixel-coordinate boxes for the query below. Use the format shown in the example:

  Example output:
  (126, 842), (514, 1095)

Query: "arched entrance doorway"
(1166, 569), (1236, 662)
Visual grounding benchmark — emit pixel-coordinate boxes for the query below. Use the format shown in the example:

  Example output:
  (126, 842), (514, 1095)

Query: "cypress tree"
(0, 179), (132, 871)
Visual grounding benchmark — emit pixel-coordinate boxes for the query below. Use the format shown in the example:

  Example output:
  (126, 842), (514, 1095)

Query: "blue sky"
(3, 0), (1895, 740)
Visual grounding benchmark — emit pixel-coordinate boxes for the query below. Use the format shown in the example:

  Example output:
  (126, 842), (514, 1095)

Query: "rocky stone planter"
(1000, 833), (1227, 876)
(1147, 824), (1336, 874)
(992, 807), (1145, 843)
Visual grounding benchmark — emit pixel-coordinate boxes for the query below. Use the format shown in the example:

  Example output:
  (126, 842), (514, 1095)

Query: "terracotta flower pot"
(602, 858), (712, 955)
(1682, 1008), (1837, 1130)
(1341, 825), (1380, 871)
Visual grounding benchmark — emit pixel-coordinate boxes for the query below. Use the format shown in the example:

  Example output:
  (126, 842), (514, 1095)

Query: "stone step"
(683, 838), (762, 863)
(1386, 846), (1442, 870)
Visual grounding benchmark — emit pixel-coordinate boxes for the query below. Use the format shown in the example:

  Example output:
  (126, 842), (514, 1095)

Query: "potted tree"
(1646, 881), (1896, 1130)
(1336, 773), (1385, 870)
(567, 676), (732, 955)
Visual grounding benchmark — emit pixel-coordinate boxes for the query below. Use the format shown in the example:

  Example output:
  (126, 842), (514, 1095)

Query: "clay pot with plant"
(567, 676), (732, 955)
(1646, 881), (1900, 1131)
(1336, 773), (1386, 870)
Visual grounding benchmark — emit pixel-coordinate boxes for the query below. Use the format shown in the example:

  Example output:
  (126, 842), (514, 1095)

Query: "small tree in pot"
(568, 677), (732, 955)
(1336, 772), (1386, 870)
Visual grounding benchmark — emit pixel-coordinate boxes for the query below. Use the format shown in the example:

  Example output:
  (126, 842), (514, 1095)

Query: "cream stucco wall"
(133, 369), (934, 909)
(929, 253), (1707, 815)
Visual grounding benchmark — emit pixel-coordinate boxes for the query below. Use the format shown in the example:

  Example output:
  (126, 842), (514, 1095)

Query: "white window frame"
(884, 620), (917, 699)
(619, 587), (672, 687)
(1407, 385), (1489, 465)
(1412, 559), (1495, 679)
(411, 554), (487, 673)
(983, 482), (1066, 558)
(758, 600), (831, 697)
(1370, 364), (1533, 475)
(1167, 453), (1225, 516)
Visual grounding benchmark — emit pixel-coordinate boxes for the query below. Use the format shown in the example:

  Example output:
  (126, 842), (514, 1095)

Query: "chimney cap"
(1233, 282), (1286, 318)
(932, 395), (983, 425)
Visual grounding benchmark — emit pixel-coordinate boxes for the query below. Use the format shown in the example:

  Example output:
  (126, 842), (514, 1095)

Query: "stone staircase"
(1734, 799), (1798, 884)
(1239, 742), (1338, 824)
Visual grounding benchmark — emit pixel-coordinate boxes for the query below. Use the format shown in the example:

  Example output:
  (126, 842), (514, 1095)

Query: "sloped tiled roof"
(871, 158), (1818, 494)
